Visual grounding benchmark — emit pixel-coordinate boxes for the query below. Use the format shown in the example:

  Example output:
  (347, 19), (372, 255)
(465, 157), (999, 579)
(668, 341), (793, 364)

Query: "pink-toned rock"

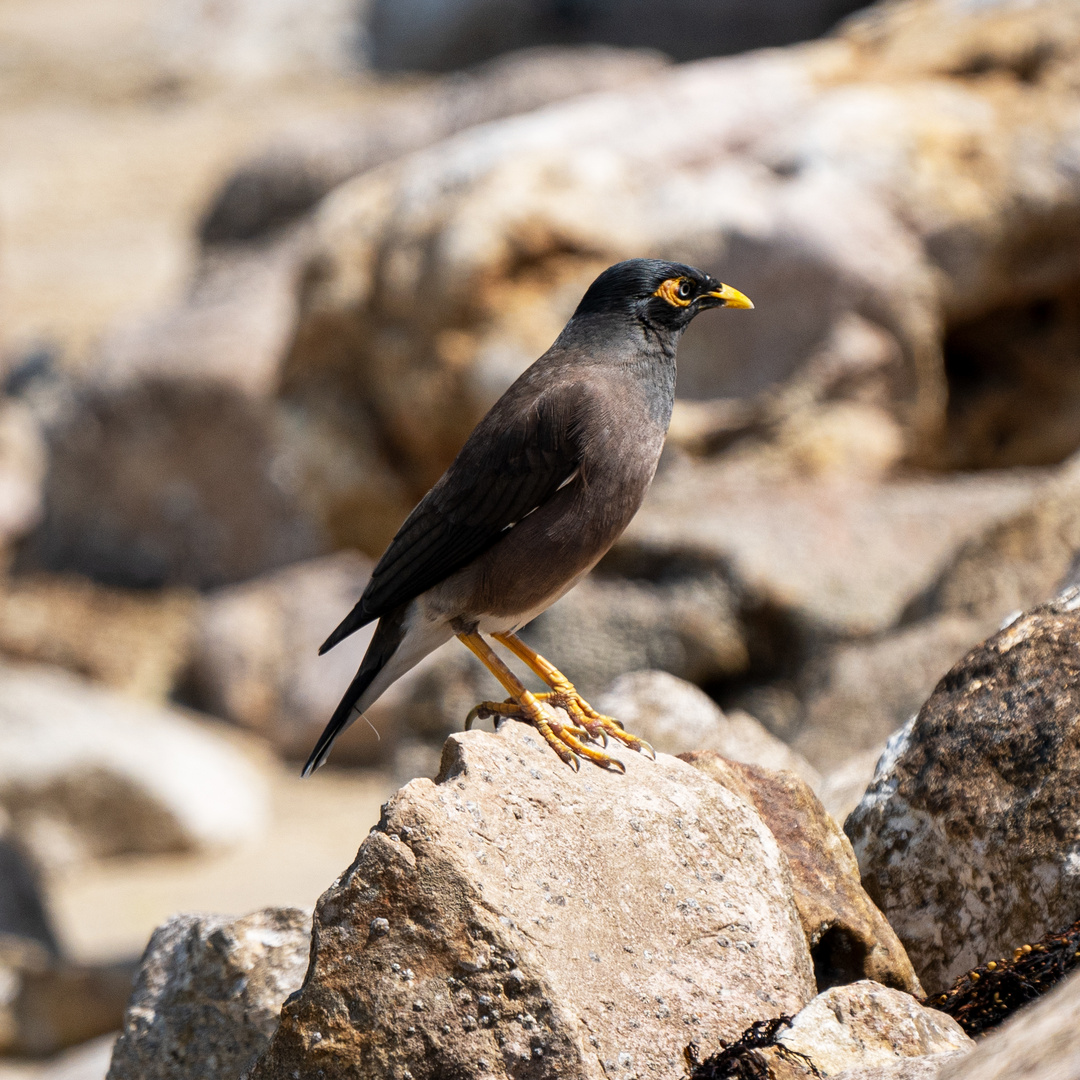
(682, 751), (920, 996)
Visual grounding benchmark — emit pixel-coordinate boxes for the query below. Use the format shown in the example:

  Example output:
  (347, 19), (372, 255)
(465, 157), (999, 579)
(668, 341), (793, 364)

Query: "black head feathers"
(572, 258), (752, 331)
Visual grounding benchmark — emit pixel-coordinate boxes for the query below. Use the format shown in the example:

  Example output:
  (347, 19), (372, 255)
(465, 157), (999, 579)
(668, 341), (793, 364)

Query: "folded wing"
(319, 381), (587, 654)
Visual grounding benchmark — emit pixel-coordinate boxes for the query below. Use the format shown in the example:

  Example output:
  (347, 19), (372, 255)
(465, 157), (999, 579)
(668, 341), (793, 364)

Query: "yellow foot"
(465, 697), (627, 773)
(533, 690), (656, 760)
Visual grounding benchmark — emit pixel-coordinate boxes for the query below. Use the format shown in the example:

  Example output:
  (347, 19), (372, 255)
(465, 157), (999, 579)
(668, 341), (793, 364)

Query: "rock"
(248, 719), (816, 1079)
(21, 377), (330, 589)
(835, 1055), (968, 1080)
(0, 662), (268, 869)
(936, 967), (1080, 1080)
(367, 0), (873, 71)
(791, 613), (991, 771)
(184, 551), (386, 762)
(6, 960), (137, 1057)
(774, 982), (971, 1076)
(201, 46), (670, 242)
(598, 671), (818, 785)
(0, 837), (57, 958)
(682, 751), (920, 995)
(287, 0), (1080, 489)
(283, 46), (928, 493)
(156, 0), (368, 87)
(21, 230), (415, 583)
(917, 452), (1080, 625)
(106, 907), (311, 1080)
(0, 575), (197, 702)
(620, 455), (1040, 645)
(846, 589), (1080, 993)
(522, 569), (748, 699)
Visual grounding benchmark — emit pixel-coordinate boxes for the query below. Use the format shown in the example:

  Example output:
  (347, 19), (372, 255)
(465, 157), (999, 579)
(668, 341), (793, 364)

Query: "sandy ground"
(0, 0), (386, 368)
(47, 761), (396, 965)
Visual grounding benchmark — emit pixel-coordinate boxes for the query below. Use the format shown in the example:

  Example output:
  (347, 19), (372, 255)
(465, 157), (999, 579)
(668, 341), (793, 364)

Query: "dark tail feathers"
(303, 607), (405, 776)
(319, 598), (374, 656)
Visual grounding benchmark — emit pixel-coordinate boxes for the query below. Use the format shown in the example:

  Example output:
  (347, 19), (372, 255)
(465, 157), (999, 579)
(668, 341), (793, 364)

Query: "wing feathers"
(320, 381), (589, 652)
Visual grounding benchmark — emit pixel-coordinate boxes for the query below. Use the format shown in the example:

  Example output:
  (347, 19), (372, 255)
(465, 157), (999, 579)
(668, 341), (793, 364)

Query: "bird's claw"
(465, 690), (640, 772)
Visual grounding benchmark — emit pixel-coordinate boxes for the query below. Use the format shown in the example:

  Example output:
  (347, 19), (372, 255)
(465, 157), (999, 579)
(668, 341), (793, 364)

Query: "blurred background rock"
(2, 0), (1080, 1075)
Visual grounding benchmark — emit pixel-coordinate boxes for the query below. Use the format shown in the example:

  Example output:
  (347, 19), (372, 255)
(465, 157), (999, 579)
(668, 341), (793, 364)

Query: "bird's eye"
(652, 277), (694, 307)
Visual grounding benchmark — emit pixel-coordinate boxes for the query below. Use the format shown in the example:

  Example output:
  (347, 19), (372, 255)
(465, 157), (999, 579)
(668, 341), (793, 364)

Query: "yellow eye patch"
(653, 277), (693, 307)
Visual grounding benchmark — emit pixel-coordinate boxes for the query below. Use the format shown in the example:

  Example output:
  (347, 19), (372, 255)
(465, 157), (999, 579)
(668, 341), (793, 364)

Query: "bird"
(303, 258), (752, 776)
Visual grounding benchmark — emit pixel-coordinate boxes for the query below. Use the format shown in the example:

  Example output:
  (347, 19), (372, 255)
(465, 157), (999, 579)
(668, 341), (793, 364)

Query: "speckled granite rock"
(106, 908), (311, 1080)
(847, 590), (1080, 992)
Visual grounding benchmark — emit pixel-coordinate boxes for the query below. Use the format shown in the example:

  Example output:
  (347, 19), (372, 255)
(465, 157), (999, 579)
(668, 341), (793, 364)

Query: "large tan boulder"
(248, 720), (816, 1079)
(201, 46), (670, 241)
(0, 662), (268, 869)
(846, 590), (1080, 993)
(284, 0), (1080, 498)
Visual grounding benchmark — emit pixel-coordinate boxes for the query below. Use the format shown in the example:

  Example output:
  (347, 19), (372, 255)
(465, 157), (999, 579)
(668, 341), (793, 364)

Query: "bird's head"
(572, 258), (753, 333)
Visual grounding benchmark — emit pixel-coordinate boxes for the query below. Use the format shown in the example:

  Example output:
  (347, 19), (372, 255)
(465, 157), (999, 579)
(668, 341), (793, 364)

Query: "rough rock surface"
(249, 720), (816, 1079)
(202, 46), (670, 242)
(598, 671), (817, 784)
(938, 967), (1080, 1080)
(0, 662), (268, 868)
(682, 751), (919, 995)
(106, 908), (311, 1080)
(285, 0), (1080, 491)
(775, 981), (971, 1076)
(846, 590), (1080, 992)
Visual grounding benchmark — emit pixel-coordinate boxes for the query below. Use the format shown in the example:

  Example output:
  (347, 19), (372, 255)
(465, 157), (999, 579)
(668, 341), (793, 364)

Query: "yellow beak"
(707, 283), (754, 309)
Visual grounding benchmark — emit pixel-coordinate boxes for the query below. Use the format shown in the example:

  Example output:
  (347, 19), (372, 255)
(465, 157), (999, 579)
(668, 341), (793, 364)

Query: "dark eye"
(677, 279), (693, 300)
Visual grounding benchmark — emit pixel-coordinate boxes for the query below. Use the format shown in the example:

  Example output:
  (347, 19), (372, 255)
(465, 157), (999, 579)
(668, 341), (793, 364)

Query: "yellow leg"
(491, 632), (655, 760)
(456, 632), (626, 772)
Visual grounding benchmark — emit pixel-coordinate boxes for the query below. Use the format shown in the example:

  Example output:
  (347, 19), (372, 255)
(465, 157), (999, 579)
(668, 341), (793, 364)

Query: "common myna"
(304, 258), (752, 775)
